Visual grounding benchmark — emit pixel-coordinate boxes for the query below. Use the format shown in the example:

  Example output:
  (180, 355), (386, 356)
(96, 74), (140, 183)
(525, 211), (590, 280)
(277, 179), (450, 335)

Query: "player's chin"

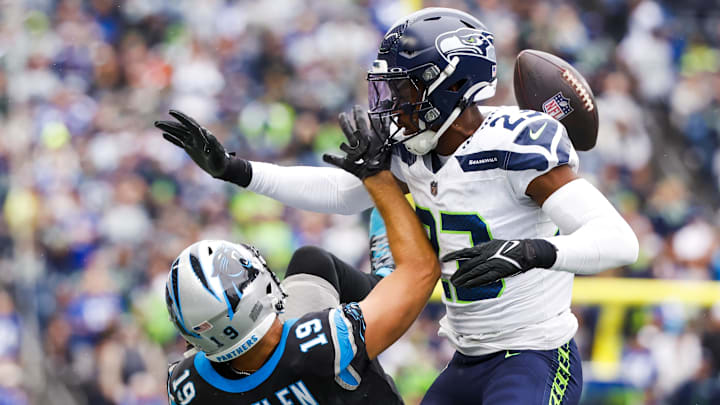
(396, 116), (416, 132)
(394, 123), (421, 141)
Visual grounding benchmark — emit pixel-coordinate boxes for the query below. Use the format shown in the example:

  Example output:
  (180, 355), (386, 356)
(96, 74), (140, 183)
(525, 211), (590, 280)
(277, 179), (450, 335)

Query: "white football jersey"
(390, 106), (580, 355)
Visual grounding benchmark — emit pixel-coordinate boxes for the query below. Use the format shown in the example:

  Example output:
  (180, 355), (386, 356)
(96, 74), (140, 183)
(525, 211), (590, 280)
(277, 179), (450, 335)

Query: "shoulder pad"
(507, 116), (573, 171)
(485, 108), (544, 132)
(513, 117), (561, 151)
(459, 113), (574, 173)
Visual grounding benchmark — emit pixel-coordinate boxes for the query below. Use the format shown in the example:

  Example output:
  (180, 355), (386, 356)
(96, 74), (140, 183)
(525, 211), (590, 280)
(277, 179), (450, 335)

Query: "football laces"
(562, 70), (594, 112)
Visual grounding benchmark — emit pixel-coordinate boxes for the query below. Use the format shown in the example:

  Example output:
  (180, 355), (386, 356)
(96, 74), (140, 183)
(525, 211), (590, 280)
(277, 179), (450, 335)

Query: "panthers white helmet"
(165, 240), (287, 362)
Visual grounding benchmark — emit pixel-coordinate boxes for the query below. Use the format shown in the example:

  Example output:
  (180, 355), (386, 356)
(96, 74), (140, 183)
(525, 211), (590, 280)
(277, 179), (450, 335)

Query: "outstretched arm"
(155, 110), (374, 215)
(244, 162), (374, 215)
(358, 172), (440, 359)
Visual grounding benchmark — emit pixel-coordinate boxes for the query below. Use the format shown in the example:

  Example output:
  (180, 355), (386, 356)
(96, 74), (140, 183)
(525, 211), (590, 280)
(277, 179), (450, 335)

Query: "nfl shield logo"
(542, 92), (574, 120)
(430, 181), (438, 196)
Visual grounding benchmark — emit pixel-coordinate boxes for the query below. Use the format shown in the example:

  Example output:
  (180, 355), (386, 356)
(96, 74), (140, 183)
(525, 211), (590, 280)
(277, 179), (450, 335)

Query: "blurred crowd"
(0, 0), (719, 404)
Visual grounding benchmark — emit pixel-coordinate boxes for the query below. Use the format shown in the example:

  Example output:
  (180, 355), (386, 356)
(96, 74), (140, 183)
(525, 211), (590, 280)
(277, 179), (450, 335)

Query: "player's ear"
(447, 79), (467, 92)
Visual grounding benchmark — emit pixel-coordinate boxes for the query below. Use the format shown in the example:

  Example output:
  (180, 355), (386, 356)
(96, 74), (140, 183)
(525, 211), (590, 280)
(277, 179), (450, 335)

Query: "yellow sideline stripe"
(571, 277), (720, 305)
(430, 277), (720, 304)
(573, 277), (720, 379)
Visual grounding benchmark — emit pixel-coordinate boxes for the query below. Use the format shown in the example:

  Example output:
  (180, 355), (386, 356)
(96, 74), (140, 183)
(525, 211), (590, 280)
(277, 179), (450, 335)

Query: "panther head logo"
(435, 28), (495, 63)
(211, 246), (259, 317)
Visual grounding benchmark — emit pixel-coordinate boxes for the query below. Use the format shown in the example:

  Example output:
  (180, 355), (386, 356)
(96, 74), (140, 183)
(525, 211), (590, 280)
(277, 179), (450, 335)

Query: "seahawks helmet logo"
(379, 22), (408, 54)
(435, 28), (495, 63)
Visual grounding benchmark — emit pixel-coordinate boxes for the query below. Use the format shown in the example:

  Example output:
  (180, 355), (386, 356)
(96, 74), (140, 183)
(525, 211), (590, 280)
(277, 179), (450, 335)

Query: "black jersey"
(167, 303), (403, 405)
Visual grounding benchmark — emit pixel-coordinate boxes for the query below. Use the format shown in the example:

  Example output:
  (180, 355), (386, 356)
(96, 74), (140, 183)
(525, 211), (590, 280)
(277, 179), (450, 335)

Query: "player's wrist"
(363, 171), (405, 211)
(362, 170), (394, 186)
(217, 157), (253, 187)
(526, 239), (557, 269)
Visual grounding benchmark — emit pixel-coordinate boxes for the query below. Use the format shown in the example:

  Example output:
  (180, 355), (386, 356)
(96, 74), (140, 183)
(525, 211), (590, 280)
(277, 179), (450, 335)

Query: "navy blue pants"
(421, 339), (582, 405)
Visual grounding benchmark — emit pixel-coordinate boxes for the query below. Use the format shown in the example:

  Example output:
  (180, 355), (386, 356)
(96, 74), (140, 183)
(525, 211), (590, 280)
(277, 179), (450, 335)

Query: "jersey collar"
(194, 319), (297, 393)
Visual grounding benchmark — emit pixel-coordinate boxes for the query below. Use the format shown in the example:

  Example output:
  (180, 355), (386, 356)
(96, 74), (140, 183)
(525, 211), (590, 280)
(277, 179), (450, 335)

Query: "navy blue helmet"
(368, 8), (497, 155)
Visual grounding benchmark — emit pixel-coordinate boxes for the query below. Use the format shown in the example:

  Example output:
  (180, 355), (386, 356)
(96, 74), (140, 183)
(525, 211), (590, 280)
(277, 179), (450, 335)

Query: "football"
(513, 49), (599, 151)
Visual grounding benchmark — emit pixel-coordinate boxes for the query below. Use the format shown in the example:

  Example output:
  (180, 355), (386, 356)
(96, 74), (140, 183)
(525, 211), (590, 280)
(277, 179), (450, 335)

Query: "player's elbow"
(593, 212), (639, 269)
(614, 222), (639, 267)
(430, 261), (442, 283)
(412, 256), (442, 286)
(623, 231), (640, 266)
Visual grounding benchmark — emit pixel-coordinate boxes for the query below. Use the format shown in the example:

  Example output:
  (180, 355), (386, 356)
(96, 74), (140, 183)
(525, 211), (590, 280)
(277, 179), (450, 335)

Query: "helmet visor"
(368, 77), (422, 113)
(368, 80), (394, 113)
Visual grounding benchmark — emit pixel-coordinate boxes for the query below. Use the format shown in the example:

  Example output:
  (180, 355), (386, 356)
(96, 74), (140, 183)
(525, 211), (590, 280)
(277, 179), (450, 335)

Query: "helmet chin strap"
(404, 80), (494, 156)
(404, 107), (461, 155)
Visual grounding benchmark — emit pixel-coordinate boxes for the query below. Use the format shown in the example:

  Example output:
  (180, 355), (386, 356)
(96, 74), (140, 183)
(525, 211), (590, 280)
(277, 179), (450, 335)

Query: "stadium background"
(1, 0), (720, 404)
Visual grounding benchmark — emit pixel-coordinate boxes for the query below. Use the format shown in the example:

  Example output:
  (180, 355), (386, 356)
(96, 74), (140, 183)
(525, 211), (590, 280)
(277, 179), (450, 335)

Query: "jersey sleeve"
(287, 303), (369, 390)
(167, 373), (176, 404)
(167, 361), (180, 405)
(504, 116), (579, 199)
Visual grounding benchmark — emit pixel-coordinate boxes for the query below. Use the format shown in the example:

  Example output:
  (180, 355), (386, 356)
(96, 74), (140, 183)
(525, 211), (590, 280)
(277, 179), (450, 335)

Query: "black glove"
(322, 105), (391, 180)
(154, 110), (252, 187)
(444, 239), (558, 288)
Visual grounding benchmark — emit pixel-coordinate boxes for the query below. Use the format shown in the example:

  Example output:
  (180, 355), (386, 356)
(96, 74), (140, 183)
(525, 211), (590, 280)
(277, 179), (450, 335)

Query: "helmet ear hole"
(267, 283), (272, 294)
(449, 79), (467, 92)
(208, 246), (213, 255)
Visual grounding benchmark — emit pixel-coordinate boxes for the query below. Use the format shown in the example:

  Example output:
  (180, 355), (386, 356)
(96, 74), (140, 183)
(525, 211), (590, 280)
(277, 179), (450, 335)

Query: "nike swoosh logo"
(529, 122), (547, 140)
(490, 241), (522, 269)
(501, 240), (520, 255)
(505, 351), (521, 359)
